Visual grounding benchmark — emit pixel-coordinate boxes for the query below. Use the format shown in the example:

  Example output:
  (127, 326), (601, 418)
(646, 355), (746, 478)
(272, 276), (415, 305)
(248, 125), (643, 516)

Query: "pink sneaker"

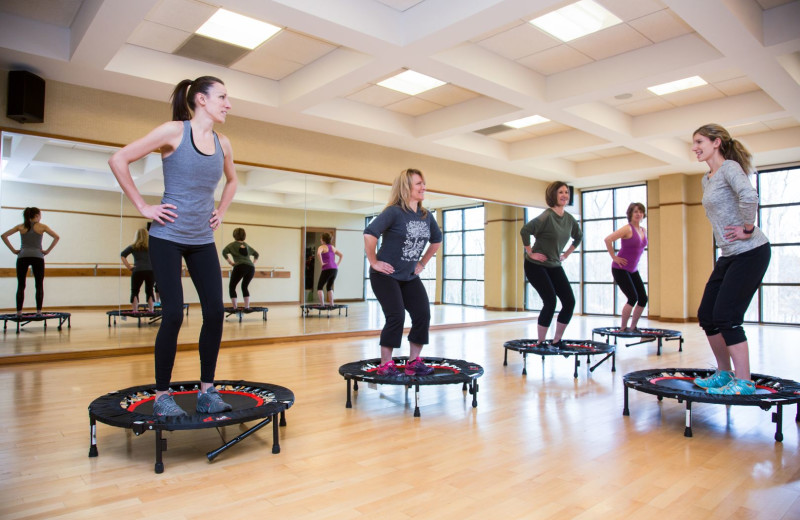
(376, 361), (400, 376)
(404, 357), (434, 376)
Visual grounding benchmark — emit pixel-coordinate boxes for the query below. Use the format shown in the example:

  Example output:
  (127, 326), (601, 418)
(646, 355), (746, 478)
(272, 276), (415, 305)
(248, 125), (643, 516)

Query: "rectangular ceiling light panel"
(196, 9), (281, 49)
(378, 70), (446, 95)
(505, 115), (550, 128)
(530, 0), (622, 42)
(647, 76), (707, 95)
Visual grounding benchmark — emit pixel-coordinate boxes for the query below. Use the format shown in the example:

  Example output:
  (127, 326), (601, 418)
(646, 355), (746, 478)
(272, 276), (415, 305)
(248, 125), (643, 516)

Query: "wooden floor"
(1, 315), (799, 519)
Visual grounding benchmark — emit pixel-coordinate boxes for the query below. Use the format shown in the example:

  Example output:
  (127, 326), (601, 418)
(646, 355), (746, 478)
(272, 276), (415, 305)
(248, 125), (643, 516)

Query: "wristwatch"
(743, 225), (755, 235)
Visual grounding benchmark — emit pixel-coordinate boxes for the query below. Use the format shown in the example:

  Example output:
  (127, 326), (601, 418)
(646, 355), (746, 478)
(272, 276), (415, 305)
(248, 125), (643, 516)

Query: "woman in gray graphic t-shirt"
(691, 124), (770, 396)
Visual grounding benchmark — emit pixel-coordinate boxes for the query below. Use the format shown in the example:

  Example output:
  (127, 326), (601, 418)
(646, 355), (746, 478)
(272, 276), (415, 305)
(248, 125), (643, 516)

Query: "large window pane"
(582, 220), (614, 251)
(614, 186), (647, 216)
(464, 207), (484, 230)
(526, 283), (543, 311)
(583, 190), (613, 219)
(761, 285), (800, 324)
(464, 256), (483, 280)
(444, 233), (462, 255)
(464, 230), (484, 255)
(759, 170), (800, 205)
(584, 252), (611, 282)
(562, 252), (580, 281)
(444, 256), (462, 279)
(464, 281), (484, 306)
(444, 280), (462, 304)
(421, 279), (436, 302)
(443, 210), (462, 231)
(760, 206), (800, 243)
(762, 245), (800, 284)
(571, 283), (581, 317)
(584, 284), (614, 314)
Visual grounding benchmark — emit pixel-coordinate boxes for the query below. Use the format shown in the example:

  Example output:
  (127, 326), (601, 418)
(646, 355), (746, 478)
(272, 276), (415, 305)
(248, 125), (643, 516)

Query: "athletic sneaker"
(153, 394), (188, 417)
(694, 370), (734, 389)
(707, 378), (756, 395)
(404, 357), (435, 376)
(196, 387), (233, 413)
(376, 361), (400, 377)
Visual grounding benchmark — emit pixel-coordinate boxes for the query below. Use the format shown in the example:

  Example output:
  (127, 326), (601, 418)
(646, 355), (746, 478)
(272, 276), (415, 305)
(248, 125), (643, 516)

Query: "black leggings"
(149, 236), (224, 392)
(16, 257), (44, 312)
(611, 268), (648, 307)
(317, 268), (338, 291)
(698, 243), (770, 346)
(524, 261), (575, 328)
(229, 264), (255, 298)
(370, 272), (430, 349)
(130, 270), (155, 304)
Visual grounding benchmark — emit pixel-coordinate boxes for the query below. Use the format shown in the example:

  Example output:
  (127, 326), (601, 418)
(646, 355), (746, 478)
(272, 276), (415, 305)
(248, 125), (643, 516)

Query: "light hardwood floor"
(1, 315), (799, 519)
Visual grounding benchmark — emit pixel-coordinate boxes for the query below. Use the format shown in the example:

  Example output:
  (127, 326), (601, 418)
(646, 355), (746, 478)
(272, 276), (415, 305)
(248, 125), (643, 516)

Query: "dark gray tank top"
(19, 228), (44, 259)
(148, 120), (224, 245)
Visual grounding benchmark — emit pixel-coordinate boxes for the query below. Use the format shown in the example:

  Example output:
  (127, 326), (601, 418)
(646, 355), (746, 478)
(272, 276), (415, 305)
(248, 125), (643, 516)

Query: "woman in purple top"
(604, 202), (648, 332)
(316, 232), (343, 306)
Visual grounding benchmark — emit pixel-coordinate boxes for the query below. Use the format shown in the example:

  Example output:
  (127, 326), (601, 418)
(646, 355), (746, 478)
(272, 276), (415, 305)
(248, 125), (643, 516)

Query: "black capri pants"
(370, 272), (430, 348)
(611, 268), (648, 307)
(16, 256), (45, 312)
(130, 270), (155, 304)
(317, 268), (338, 291)
(697, 242), (770, 346)
(149, 236), (224, 392)
(524, 261), (575, 328)
(229, 263), (255, 298)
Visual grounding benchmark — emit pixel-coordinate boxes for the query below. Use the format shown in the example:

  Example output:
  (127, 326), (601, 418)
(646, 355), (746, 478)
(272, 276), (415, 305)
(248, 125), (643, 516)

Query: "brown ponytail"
(22, 207), (40, 231)
(693, 123), (754, 174)
(170, 76), (225, 121)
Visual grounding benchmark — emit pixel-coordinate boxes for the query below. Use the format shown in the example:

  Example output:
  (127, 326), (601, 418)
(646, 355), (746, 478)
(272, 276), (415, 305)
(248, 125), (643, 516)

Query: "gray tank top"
(19, 228), (44, 259)
(148, 120), (224, 245)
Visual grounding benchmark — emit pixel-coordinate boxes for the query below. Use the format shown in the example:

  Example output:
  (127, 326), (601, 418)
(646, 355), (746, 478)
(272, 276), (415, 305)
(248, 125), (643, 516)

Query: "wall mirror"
(1, 130), (498, 361)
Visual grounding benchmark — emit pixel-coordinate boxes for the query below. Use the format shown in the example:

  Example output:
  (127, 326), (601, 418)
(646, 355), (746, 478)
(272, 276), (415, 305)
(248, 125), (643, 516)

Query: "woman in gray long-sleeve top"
(520, 181), (582, 346)
(691, 124), (770, 396)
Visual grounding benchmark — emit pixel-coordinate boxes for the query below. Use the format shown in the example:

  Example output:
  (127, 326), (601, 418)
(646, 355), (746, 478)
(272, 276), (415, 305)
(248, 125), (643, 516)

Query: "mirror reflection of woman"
(316, 232), (342, 306)
(120, 228), (155, 313)
(222, 228), (259, 310)
(604, 202), (648, 332)
(109, 76), (238, 417)
(2, 207), (60, 315)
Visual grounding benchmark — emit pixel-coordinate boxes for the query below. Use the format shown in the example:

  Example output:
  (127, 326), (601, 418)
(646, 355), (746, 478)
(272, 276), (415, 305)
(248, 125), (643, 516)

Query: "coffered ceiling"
(1, 0), (799, 190)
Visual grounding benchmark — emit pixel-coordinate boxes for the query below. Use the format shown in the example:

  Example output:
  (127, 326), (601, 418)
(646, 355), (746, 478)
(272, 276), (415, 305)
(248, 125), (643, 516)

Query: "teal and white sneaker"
(708, 378), (756, 395)
(694, 370), (734, 389)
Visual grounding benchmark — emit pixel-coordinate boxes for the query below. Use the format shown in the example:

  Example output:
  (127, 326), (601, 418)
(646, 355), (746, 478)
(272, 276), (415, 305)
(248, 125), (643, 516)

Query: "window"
(580, 185), (647, 316)
(442, 206), (484, 306)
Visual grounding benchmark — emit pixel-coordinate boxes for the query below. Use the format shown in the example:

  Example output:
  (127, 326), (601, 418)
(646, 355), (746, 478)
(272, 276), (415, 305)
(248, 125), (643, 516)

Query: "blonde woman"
(121, 228), (155, 312)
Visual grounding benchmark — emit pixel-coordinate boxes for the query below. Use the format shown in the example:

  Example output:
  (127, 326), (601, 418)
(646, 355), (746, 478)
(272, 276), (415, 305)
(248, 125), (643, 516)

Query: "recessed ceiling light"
(377, 70), (446, 95)
(614, 93), (633, 100)
(196, 9), (281, 50)
(647, 76), (707, 95)
(504, 115), (550, 128)
(530, 0), (621, 42)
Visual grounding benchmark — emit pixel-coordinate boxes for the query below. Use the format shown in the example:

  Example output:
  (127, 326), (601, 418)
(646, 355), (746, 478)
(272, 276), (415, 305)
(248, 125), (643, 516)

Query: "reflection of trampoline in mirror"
(106, 304), (189, 327)
(592, 327), (683, 356)
(300, 303), (348, 317)
(88, 380), (294, 473)
(623, 368), (800, 441)
(503, 339), (615, 378)
(338, 357), (482, 417)
(1, 312), (70, 334)
(224, 307), (268, 322)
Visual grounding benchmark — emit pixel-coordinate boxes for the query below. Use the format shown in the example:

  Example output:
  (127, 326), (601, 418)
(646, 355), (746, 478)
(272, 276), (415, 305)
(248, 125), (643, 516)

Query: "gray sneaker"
(153, 394), (188, 417)
(196, 387), (233, 413)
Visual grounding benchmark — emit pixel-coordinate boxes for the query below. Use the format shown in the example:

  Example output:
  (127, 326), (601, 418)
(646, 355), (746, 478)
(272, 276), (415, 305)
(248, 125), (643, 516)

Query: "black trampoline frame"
(503, 339), (616, 378)
(88, 380), (294, 473)
(301, 303), (349, 317)
(224, 306), (269, 322)
(1, 312), (70, 334)
(622, 368), (800, 441)
(338, 356), (483, 417)
(107, 304), (189, 327)
(592, 327), (683, 356)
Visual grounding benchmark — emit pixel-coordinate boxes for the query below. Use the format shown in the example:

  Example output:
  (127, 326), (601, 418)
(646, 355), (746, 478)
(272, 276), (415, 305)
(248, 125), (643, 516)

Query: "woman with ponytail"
(691, 123), (770, 395)
(2, 207), (59, 314)
(109, 76), (238, 417)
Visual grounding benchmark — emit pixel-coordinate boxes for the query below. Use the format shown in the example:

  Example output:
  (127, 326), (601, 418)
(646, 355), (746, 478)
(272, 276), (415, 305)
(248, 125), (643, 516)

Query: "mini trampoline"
(88, 380), (294, 473)
(503, 339), (615, 378)
(592, 327), (683, 356)
(107, 304), (189, 327)
(622, 368), (800, 441)
(301, 303), (349, 317)
(1, 312), (70, 334)
(338, 356), (483, 417)
(224, 307), (268, 322)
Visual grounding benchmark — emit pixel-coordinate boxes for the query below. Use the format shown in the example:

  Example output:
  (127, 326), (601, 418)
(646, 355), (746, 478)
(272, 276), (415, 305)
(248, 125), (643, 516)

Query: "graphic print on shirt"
(401, 220), (430, 262)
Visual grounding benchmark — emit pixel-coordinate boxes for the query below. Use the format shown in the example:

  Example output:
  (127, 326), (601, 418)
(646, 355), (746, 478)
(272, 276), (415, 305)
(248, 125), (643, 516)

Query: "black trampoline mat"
(127, 390), (266, 414)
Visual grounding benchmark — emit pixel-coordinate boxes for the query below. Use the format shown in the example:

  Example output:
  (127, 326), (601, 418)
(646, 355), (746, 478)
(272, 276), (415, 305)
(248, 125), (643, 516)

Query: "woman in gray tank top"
(109, 76), (238, 417)
(2, 207), (59, 314)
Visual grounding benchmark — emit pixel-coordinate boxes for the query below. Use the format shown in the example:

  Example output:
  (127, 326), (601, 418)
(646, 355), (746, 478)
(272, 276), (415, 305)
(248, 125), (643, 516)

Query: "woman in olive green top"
(520, 181), (582, 346)
(222, 227), (259, 309)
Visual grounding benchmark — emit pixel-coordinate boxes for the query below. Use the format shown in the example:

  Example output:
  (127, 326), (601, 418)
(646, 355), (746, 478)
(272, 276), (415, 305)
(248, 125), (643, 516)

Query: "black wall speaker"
(568, 185), (574, 206)
(7, 70), (45, 124)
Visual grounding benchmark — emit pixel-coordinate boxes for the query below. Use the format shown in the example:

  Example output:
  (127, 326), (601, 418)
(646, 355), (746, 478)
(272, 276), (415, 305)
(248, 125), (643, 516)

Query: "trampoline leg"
(272, 415), (281, 454)
(413, 384), (420, 417)
(89, 415), (98, 457)
(503, 348), (508, 366)
(154, 430), (165, 474)
(279, 410), (287, 427)
(772, 405), (784, 442)
(612, 352), (616, 372)
(657, 338), (662, 356)
(684, 401), (693, 438)
(622, 385), (630, 416)
(345, 379), (352, 408)
(522, 353), (527, 376)
(462, 382), (467, 391)
(471, 381), (478, 408)
(796, 403), (799, 422)
(353, 380), (358, 391)
(573, 357), (579, 379)
(207, 417), (274, 461)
